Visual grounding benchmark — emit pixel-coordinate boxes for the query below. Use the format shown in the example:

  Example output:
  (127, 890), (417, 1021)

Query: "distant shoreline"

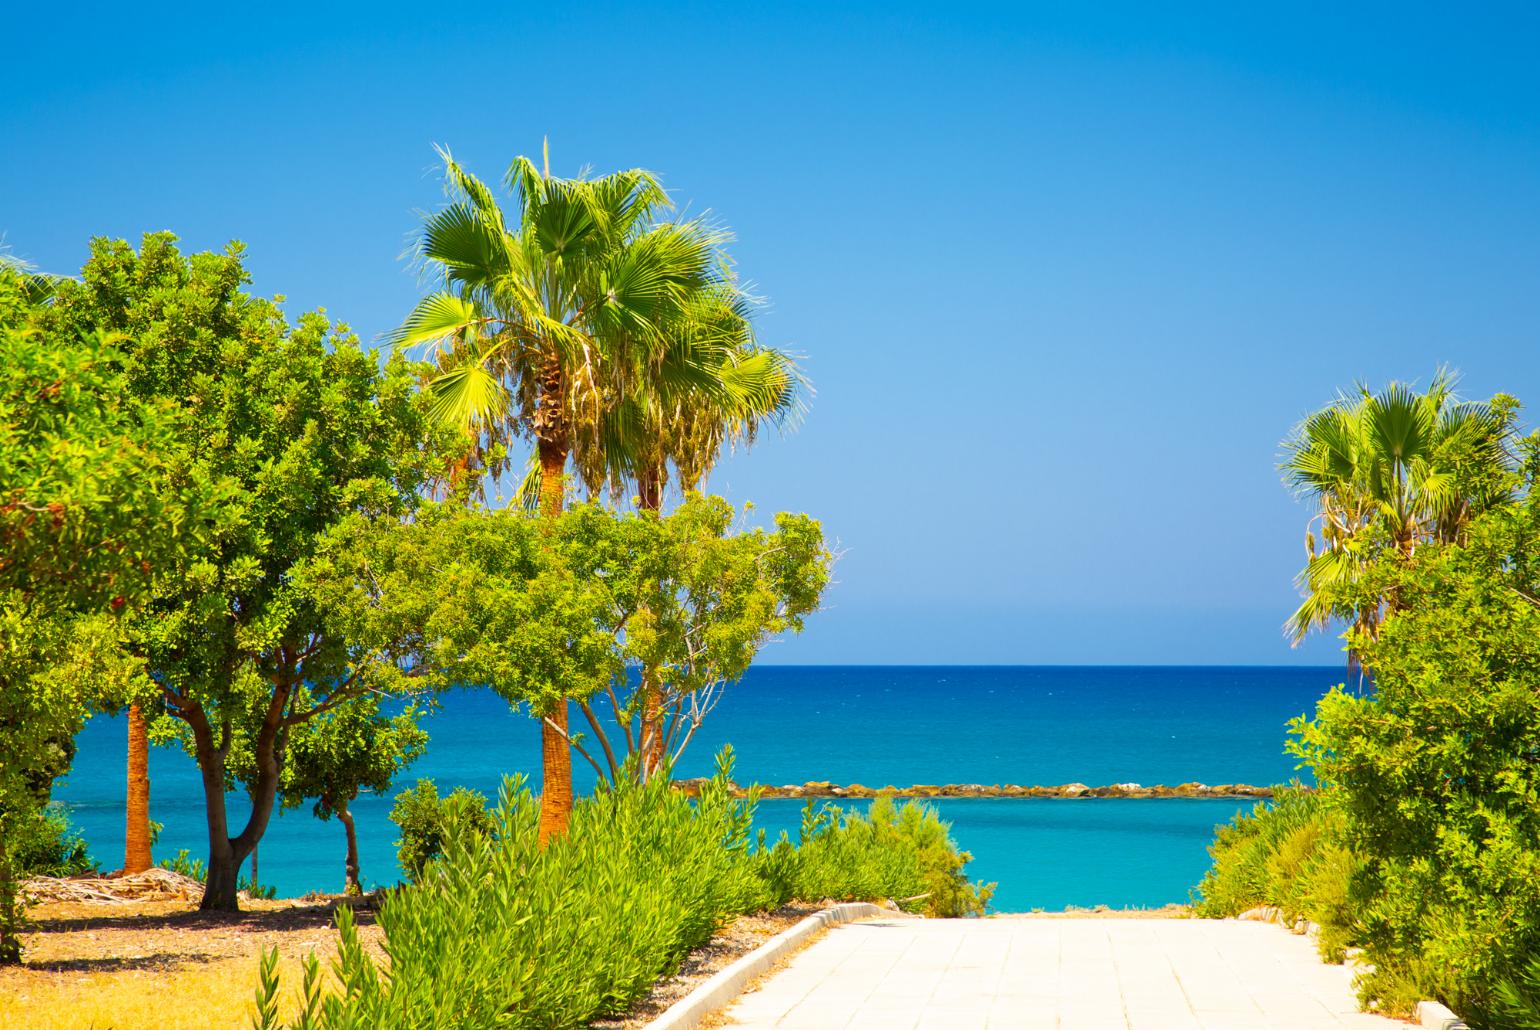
(674, 780), (1280, 801)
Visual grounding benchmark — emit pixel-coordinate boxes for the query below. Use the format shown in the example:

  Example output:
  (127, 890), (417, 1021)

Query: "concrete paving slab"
(718, 917), (1413, 1029)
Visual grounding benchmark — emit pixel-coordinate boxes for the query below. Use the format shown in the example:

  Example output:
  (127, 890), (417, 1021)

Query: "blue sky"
(5, 3), (1538, 664)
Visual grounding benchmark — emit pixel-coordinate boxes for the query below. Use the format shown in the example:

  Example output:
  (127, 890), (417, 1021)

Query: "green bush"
(1282, 496), (1540, 1022)
(766, 795), (994, 917)
(9, 803), (94, 878)
(1496, 955), (1540, 1030)
(156, 848), (275, 899)
(1192, 787), (1358, 961)
(389, 779), (496, 882)
(254, 749), (991, 1028)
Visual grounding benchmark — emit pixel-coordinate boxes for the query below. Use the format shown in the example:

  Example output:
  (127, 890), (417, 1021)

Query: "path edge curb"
(645, 902), (888, 1030)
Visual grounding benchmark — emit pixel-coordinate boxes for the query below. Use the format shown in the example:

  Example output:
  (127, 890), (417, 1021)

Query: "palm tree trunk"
(637, 462), (666, 779)
(537, 704), (573, 845)
(534, 354), (574, 843)
(337, 797), (361, 895)
(124, 703), (152, 874)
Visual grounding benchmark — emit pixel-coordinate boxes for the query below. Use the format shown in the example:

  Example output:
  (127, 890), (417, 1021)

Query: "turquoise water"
(55, 665), (1339, 911)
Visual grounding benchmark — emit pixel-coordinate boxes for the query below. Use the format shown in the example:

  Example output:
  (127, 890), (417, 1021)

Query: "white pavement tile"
(720, 917), (1410, 1030)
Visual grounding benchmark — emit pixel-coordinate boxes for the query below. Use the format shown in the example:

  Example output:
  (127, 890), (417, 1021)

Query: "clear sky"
(5, 3), (1538, 665)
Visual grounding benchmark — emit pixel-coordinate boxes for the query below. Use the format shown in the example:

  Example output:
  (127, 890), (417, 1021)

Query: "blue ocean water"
(54, 665), (1339, 911)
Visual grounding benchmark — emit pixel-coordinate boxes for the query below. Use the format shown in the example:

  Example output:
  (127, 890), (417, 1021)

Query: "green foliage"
(313, 494), (829, 776)
(394, 148), (764, 506)
(277, 697), (429, 821)
(766, 796), (994, 918)
(258, 750), (990, 1027)
(1279, 372), (1516, 646)
(7, 803), (95, 878)
(266, 749), (771, 1028)
(1495, 955), (1540, 1030)
(1192, 788), (1358, 961)
(41, 232), (452, 908)
(158, 849), (207, 881)
(0, 258), (216, 958)
(1284, 476), (1540, 1021)
(389, 780), (496, 883)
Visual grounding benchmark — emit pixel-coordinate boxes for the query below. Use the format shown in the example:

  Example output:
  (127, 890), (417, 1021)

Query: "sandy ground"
(0, 895), (383, 1030)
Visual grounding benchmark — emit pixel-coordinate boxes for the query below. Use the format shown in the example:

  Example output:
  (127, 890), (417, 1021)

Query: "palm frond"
(387, 293), (485, 352)
(426, 362), (509, 427)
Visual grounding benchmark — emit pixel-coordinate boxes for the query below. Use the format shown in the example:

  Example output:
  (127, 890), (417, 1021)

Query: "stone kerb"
(646, 902), (889, 1030)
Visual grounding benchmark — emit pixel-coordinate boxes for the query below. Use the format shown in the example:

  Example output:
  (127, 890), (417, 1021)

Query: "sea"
(54, 666), (1342, 912)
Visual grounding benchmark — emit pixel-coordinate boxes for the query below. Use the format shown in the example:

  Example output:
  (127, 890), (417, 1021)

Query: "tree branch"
(577, 699), (621, 783)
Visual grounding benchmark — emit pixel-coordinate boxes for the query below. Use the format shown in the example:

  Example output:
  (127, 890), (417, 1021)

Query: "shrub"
(389, 780), (496, 882)
(9, 803), (94, 877)
(765, 795), (994, 917)
(156, 848), (275, 899)
(254, 749), (992, 1028)
(1192, 787), (1358, 961)
(1496, 955), (1540, 1030)
(1283, 497), (1540, 1022)
(257, 749), (770, 1028)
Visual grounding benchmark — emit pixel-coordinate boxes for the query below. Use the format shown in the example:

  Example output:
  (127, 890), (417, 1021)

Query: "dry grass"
(0, 896), (382, 1030)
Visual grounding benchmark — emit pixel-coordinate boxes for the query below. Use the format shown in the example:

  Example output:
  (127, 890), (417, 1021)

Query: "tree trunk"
(337, 798), (361, 895)
(123, 703), (152, 874)
(184, 694), (286, 911)
(637, 463), (665, 779)
(533, 353), (576, 842)
(640, 673), (665, 780)
(537, 704), (574, 845)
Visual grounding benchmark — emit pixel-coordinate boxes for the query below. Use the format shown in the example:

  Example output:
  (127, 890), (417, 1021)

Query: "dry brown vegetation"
(0, 895), (382, 1030)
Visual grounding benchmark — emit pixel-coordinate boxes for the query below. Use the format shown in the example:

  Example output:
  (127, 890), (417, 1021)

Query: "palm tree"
(393, 144), (727, 839)
(1280, 372), (1514, 679)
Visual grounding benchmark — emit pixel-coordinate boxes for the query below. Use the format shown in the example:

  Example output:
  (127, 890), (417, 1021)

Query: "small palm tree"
(1280, 371), (1514, 678)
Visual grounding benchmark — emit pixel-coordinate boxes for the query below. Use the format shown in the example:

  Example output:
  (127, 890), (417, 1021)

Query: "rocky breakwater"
(670, 780), (1277, 800)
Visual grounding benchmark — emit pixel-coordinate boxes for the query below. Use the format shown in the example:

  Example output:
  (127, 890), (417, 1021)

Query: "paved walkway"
(721, 917), (1408, 1029)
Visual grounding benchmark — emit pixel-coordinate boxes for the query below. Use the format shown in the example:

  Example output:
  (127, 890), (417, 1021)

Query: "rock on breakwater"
(670, 780), (1277, 800)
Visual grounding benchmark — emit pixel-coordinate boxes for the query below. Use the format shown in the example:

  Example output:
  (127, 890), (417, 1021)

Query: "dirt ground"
(0, 893), (825, 1030)
(0, 895), (383, 1029)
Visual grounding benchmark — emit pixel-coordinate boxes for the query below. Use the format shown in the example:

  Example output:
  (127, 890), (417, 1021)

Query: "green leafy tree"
(313, 502), (623, 810)
(0, 264), (214, 958)
(567, 495), (830, 782)
(1279, 372), (1515, 677)
(593, 284), (805, 771)
(275, 696), (428, 894)
(43, 234), (448, 910)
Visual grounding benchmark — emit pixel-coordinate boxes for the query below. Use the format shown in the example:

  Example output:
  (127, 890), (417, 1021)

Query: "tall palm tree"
(1280, 372), (1513, 679)
(393, 145), (727, 839)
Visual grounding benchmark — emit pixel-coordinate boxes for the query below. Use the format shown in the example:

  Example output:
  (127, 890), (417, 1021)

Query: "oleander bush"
(1191, 787), (1358, 961)
(1496, 956), (1540, 1029)
(253, 749), (990, 1028)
